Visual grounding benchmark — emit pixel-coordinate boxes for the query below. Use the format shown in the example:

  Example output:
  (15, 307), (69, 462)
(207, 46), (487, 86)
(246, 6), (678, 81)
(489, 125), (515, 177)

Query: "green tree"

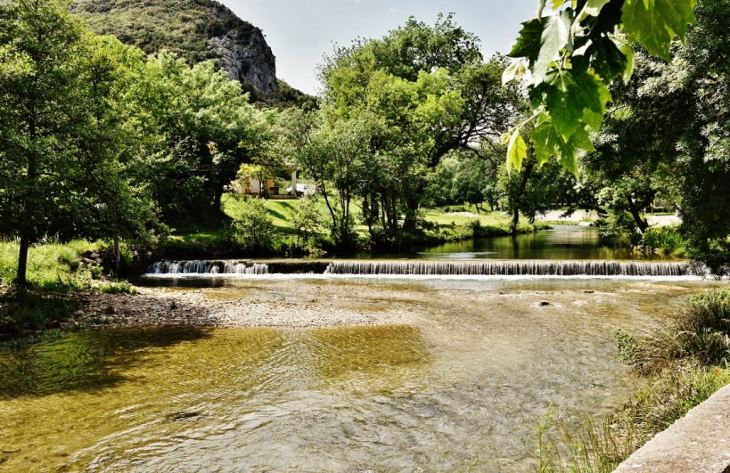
(0, 0), (114, 286)
(450, 156), (488, 212)
(229, 198), (275, 254)
(126, 52), (272, 224)
(320, 14), (520, 237)
(278, 109), (375, 249)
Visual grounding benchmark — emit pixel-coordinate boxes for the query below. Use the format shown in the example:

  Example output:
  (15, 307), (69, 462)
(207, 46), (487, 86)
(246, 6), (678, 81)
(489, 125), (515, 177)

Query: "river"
(0, 274), (721, 471)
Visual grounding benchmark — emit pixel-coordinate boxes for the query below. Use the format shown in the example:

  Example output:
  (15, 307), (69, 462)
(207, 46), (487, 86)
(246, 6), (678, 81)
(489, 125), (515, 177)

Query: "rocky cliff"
(70, 0), (279, 94)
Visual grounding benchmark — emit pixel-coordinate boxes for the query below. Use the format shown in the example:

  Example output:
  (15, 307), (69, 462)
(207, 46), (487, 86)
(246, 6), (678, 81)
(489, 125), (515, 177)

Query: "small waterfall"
(323, 261), (694, 277)
(147, 260), (269, 275)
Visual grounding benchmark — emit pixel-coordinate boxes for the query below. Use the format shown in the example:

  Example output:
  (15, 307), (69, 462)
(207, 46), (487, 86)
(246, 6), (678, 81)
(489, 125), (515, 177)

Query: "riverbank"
(64, 284), (419, 329)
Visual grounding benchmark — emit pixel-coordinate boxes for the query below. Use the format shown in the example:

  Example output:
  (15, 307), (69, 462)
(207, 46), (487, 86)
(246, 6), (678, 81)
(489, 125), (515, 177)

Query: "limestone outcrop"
(71, 0), (279, 94)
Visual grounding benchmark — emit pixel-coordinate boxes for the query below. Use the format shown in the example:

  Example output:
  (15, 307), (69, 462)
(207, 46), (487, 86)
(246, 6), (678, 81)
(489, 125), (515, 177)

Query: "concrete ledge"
(614, 384), (730, 473)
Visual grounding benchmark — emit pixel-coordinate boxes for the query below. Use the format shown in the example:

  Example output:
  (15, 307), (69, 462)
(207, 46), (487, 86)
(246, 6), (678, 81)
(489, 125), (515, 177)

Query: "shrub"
(292, 196), (325, 248)
(640, 226), (686, 256)
(630, 288), (730, 374)
(229, 198), (276, 254)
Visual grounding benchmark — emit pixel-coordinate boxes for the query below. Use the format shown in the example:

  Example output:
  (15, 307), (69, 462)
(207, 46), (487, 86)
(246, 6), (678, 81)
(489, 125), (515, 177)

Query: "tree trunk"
(511, 206), (520, 232)
(402, 181), (426, 231)
(113, 233), (121, 277)
(16, 231), (30, 289)
(17, 115), (37, 289)
(214, 188), (223, 211)
(627, 195), (649, 233)
(511, 162), (534, 234)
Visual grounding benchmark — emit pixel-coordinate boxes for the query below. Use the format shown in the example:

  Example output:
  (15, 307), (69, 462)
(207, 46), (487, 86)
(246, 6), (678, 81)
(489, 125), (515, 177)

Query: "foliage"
(229, 198), (276, 254)
(623, 288), (730, 373)
(291, 197), (326, 248)
(277, 109), (368, 249)
(503, 0), (697, 172)
(0, 0), (106, 285)
(124, 50), (274, 224)
(639, 226), (687, 256)
(319, 14), (521, 242)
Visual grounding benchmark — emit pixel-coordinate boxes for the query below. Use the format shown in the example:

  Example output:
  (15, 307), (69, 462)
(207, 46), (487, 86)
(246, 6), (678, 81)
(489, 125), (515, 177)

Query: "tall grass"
(538, 287), (730, 472)
(0, 238), (103, 290)
(639, 226), (686, 257)
(536, 408), (637, 473)
(0, 238), (139, 296)
(620, 288), (730, 374)
(537, 364), (730, 473)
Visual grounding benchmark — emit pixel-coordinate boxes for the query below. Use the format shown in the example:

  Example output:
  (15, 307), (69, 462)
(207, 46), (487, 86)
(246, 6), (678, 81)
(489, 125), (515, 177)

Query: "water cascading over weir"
(146, 260), (697, 277)
(148, 261), (269, 275)
(322, 261), (692, 277)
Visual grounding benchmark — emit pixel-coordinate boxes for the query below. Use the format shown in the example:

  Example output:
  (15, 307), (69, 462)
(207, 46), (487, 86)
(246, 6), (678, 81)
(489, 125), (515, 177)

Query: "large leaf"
(508, 19), (544, 59)
(611, 34), (636, 83)
(622, 0), (697, 60)
(532, 115), (559, 165)
(540, 68), (606, 140)
(502, 60), (527, 86)
(581, 0), (612, 17)
(533, 10), (573, 84)
(589, 36), (628, 82)
(507, 128), (527, 173)
(531, 115), (589, 175)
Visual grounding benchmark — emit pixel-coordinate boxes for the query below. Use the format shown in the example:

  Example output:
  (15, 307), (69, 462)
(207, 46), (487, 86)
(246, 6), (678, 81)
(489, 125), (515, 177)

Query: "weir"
(146, 259), (698, 277)
(323, 260), (693, 277)
(147, 260), (269, 275)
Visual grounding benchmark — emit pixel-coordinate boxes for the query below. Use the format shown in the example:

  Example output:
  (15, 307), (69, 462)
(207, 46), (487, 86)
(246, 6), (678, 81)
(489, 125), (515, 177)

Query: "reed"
(537, 287), (730, 472)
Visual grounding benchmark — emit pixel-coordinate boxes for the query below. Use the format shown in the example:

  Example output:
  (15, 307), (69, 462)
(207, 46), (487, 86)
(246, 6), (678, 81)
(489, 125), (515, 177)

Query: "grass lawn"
(0, 239), (102, 289)
(220, 194), (546, 238)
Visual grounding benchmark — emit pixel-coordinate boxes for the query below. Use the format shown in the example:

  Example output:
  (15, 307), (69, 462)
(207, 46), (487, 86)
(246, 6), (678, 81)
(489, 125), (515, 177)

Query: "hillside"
(70, 0), (279, 95)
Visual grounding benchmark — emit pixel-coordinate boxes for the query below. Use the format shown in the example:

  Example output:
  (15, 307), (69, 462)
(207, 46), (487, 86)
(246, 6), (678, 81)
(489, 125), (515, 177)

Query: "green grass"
(222, 194), (302, 234)
(639, 226), (687, 257)
(0, 239), (103, 290)
(219, 195), (553, 253)
(538, 287), (730, 472)
(537, 365), (730, 473)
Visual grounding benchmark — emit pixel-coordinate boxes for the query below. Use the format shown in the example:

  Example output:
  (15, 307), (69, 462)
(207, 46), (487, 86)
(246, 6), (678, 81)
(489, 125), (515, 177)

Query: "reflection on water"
(363, 225), (661, 260)
(0, 278), (718, 472)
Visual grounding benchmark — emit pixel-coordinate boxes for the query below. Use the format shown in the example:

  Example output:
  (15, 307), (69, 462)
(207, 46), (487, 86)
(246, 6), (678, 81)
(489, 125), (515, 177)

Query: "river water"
(358, 225), (656, 261)
(0, 275), (721, 472)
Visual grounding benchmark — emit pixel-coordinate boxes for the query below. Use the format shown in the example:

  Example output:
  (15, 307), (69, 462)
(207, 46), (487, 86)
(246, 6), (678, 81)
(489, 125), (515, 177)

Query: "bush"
(628, 288), (730, 374)
(639, 226), (686, 256)
(229, 198), (276, 254)
(292, 196), (325, 248)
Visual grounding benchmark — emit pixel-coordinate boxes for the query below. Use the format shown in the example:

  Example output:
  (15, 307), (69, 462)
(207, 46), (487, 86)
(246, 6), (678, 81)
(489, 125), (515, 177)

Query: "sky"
(224, 0), (538, 95)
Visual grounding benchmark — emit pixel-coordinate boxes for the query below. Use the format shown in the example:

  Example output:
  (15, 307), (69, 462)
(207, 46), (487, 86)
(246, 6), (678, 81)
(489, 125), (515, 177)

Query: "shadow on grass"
(267, 208), (288, 221)
(0, 292), (79, 334)
(0, 326), (212, 399)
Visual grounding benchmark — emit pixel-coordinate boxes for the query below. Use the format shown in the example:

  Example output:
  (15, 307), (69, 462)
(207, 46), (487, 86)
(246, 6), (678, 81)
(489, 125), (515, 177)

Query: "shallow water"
(0, 278), (719, 472)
